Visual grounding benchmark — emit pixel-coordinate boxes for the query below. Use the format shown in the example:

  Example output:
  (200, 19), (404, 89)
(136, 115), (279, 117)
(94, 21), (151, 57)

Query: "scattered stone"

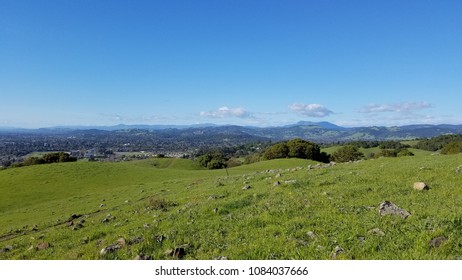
(143, 223), (151, 228)
(430, 236), (447, 248)
(456, 165), (462, 174)
(81, 237), (89, 244)
(413, 182), (429, 191)
(129, 237), (144, 245)
(154, 235), (165, 243)
(378, 201), (411, 219)
(66, 221), (74, 227)
(100, 244), (121, 256)
(37, 242), (50, 250)
(368, 228), (385, 236)
(1, 245), (13, 253)
(331, 246), (344, 259)
(134, 254), (152, 260)
(214, 256), (228, 260)
(242, 185), (252, 190)
(67, 214), (82, 222)
(117, 238), (126, 247)
(275, 173), (282, 178)
(125, 200), (130, 203)
(102, 214), (115, 223)
(306, 231), (317, 239)
(358, 236), (366, 244)
(99, 204), (106, 208)
(273, 181), (281, 186)
(165, 244), (190, 259)
(213, 208), (219, 213)
(96, 240), (105, 247)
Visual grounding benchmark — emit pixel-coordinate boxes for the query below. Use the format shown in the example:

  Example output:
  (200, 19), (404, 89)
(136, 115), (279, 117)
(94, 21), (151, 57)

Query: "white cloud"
(200, 106), (252, 119)
(360, 102), (432, 114)
(288, 103), (334, 118)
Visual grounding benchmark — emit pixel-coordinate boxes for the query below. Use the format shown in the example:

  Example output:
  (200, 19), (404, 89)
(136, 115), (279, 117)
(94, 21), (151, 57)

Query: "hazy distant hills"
(1, 122), (462, 142)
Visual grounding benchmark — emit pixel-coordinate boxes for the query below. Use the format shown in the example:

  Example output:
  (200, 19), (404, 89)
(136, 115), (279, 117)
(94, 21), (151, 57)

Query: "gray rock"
(36, 242), (50, 250)
(379, 201), (411, 219)
(129, 237), (144, 245)
(1, 245), (13, 253)
(242, 185), (252, 190)
(134, 254), (152, 260)
(368, 228), (385, 236)
(430, 236), (447, 248)
(331, 246), (344, 259)
(273, 181), (281, 186)
(413, 182), (429, 191)
(100, 244), (121, 256)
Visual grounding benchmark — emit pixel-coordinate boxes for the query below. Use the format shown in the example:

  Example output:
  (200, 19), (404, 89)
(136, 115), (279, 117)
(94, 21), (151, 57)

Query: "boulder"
(413, 182), (429, 191)
(430, 236), (447, 248)
(100, 244), (120, 256)
(37, 242), (50, 250)
(379, 201), (411, 219)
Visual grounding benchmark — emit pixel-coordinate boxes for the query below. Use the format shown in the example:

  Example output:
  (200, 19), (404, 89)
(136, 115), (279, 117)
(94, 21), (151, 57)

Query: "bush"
(331, 145), (364, 162)
(263, 138), (327, 162)
(441, 141), (462, 154)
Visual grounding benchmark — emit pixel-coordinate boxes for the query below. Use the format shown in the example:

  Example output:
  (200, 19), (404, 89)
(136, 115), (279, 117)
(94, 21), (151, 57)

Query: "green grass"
(1, 154), (462, 260)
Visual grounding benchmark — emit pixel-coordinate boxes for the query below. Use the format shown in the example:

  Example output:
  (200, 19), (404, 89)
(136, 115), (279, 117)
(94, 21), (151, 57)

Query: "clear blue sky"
(1, 0), (461, 128)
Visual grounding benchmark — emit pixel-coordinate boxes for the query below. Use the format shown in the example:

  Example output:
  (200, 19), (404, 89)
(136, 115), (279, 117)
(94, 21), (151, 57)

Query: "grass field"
(1, 154), (462, 260)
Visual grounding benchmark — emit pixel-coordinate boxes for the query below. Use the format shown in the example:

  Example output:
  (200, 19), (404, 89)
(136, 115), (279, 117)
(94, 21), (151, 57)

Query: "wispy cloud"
(200, 106), (253, 119)
(288, 103), (334, 118)
(360, 102), (432, 114)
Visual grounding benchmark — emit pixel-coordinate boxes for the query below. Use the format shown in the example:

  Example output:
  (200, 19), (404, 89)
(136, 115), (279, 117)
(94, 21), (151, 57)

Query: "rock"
(102, 218), (110, 223)
(81, 237), (89, 244)
(125, 200), (130, 203)
(99, 204), (105, 208)
(214, 256), (228, 260)
(165, 244), (190, 259)
(430, 236), (447, 248)
(242, 185), (252, 190)
(275, 173), (282, 178)
(100, 244), (121, 256)
(67, 214), (82, 221)
(154, 235), (165, 243)
(66, 221), (74, 227)
(379, 201), (411, 219)
(306, 231), (317, 239)
(143, 223), (151, 228)
(213, 208), (218, 213)
(413, 182), (429, 191)
(358, 236), (366, 244)
(129, 237), (144, 245)
(331, 246), (344, 259)
(273, 181), (281, 186)
(1, 245), (13, 253)
(368, 228), (385, 236)
(134, 254), (152, 260)
(37, 242), (50, 250)
(117, 238), (126, 247)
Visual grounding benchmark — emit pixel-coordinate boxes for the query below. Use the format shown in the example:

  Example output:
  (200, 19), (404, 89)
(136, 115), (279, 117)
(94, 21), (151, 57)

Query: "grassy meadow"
(1, 154), (462, 260)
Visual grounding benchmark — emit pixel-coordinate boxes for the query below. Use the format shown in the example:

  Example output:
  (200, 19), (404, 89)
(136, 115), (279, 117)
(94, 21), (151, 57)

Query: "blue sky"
(1, 0), (461, 128)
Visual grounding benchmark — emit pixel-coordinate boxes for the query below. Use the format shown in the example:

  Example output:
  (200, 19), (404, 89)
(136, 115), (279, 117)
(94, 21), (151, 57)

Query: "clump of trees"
(196, 150), (228, 169)
(331, 145), (364, 162)
(13, 152), (77, 168)
(441, 141), (462, 154)
(413, 134), (462, 151)
(263, 138), (329, 162)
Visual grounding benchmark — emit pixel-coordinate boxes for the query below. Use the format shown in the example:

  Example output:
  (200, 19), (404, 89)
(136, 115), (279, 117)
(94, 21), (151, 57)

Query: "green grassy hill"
(1, 154), (462, 260)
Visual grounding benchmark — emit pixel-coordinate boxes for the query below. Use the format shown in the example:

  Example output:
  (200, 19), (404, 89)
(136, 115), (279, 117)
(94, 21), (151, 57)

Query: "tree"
(441, 141), (462, 154)
(331, 145), (364, 162)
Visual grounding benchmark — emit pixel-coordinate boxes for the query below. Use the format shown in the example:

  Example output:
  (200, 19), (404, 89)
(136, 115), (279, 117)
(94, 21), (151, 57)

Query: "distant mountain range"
(1, 122), (462, 142)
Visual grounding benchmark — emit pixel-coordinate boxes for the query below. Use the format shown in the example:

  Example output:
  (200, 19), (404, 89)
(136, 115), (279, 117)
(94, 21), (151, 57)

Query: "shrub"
(441, 141), (462, 154)
(331, 145), (364, 162)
